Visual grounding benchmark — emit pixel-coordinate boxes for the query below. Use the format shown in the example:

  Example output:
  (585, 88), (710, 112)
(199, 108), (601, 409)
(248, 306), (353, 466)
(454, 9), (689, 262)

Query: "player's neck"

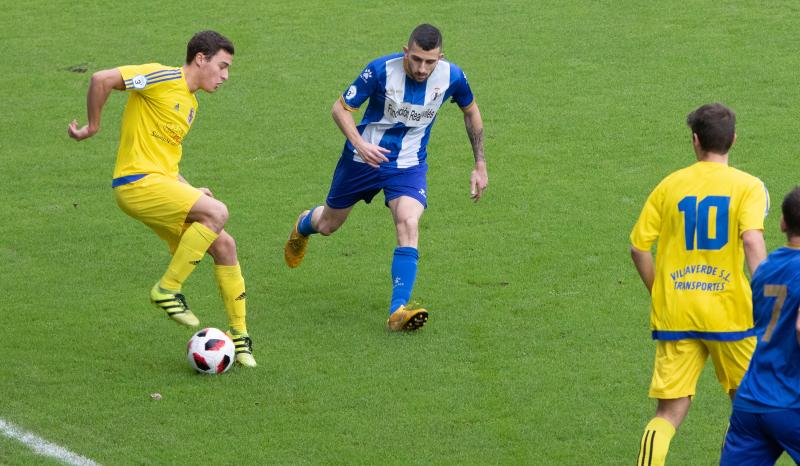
(786, 236), (800, 248)
(696, 151), (728, 164)
(403, 59), (415, 81)
(182, 65), (199, 93)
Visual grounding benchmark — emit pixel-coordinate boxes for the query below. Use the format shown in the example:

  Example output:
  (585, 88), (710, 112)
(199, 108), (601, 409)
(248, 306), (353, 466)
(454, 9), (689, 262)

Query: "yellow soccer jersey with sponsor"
(112, 63), (198, 180)
(630, 161), (768, 340)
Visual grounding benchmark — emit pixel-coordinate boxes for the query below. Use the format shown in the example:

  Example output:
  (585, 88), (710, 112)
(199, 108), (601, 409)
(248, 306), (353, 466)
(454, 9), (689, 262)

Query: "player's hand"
(470, 161), (488, 202)
(354, 141), (390, 168)
(68, 119), (96, 141)
(198, 187), (214, 197)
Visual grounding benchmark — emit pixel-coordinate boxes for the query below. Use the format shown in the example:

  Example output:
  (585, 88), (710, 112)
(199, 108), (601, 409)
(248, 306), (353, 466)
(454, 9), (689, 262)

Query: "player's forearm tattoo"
(466, 119), (485, 163)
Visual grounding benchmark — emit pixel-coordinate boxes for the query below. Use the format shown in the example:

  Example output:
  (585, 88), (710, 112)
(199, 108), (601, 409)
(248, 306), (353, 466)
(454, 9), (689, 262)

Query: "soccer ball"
(187, 328), (235, 374)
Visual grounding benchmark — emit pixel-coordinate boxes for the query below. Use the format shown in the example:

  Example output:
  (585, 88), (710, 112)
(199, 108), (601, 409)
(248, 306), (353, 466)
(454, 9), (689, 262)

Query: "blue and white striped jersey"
(339, 53), (474, 171)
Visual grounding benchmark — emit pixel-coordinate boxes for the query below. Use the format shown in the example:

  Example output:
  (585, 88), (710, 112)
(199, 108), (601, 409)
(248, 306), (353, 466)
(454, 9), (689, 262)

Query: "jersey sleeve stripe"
(123, 75), (181, 89)
(339, 96), (358, 112)
(459, 99), (476, 111)
(145, 69), (181, 78)
(123, 68), (181, 90)
(146, 76), (182, 85)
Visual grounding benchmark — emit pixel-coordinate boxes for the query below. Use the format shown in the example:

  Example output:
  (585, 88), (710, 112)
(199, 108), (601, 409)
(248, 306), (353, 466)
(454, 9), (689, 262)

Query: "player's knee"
(209, 231), (236, 259)
(397, 216), (419, 235)
(216, 231), (236, 250)
(194, 200), (229, 232)
(207, 201), (229, 229)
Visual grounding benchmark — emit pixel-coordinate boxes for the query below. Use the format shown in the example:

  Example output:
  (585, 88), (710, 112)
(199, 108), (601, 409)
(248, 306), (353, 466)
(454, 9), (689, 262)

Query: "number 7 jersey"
(735, 246), (800, 411)
(630, 161), (769, 340)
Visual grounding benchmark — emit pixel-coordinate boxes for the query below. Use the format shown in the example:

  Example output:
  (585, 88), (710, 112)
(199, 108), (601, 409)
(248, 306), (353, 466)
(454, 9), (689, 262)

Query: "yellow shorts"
(648, 337), (756, 399)
(114, 174), (203, 253)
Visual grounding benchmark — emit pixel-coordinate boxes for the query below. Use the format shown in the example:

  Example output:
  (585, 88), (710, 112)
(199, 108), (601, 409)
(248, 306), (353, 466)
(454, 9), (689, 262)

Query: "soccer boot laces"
(284, 210), (311, 268)
(227, 330), (257, 368)
(150, 283), (200, 328)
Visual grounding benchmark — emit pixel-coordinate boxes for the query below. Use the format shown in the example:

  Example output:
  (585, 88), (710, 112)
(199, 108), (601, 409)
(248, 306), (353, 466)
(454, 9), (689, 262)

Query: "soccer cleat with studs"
(150, 283), (199, 328)
(386, 303), (429, 332)
(284, 210), (311, 268)
(226, 330), (257, 367)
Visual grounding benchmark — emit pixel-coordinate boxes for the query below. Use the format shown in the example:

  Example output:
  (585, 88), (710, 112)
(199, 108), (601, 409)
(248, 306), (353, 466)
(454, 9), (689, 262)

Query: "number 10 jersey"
(630, 161), (769, 340)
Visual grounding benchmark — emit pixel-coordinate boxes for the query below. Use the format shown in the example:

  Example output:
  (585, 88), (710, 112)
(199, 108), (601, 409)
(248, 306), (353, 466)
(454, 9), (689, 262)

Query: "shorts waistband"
(652, 329), (755, 341)
(112, 174), (148, 188)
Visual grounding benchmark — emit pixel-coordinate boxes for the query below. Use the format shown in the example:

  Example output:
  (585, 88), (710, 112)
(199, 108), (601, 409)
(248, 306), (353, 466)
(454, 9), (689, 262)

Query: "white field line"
(0, 418), (101, 466)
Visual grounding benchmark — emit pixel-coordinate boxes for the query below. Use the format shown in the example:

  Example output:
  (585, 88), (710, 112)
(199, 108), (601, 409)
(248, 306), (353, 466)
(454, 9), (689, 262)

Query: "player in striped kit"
(284, 24), (488, 331)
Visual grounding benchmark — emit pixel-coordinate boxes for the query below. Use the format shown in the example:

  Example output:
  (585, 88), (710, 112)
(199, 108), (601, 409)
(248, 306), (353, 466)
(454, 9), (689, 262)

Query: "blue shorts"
(325, 156), (428, 209)
(720, 408), (800, 465)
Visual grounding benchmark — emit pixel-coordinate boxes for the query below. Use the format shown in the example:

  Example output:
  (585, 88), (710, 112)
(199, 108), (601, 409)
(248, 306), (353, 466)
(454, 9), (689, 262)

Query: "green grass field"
(2, 1), (799, 464)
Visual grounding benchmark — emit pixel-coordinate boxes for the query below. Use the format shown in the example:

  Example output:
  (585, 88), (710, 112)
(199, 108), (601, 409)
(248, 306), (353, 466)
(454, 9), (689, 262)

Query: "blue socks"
(297, 207), (319, 236)
(390, 247), (419, 314)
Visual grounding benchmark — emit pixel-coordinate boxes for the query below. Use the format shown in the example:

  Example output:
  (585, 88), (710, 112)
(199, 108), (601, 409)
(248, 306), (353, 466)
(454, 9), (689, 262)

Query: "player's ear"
(402, 46), (409, 55)
(780, 215), (787, 233)
(732, 133), (737, 146)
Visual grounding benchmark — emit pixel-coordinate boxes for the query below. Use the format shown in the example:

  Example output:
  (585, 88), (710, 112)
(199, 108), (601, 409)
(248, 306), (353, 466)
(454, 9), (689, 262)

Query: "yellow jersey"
(630, 161), (768, 340)
(112, 63), (198, 182)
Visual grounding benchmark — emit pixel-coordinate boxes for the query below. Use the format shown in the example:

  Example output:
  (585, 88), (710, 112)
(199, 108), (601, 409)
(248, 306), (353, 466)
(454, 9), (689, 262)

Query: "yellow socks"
(637, 417), (676, 466)
(158, 223), (247, 335)
(159, 222), (218, 291)
(156, 224), (248, 335)
(214, 264), (247, 334)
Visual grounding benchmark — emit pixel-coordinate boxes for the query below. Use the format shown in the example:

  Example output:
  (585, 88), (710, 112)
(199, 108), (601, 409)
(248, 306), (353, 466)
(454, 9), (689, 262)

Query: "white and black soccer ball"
(187, 328), (235, 374)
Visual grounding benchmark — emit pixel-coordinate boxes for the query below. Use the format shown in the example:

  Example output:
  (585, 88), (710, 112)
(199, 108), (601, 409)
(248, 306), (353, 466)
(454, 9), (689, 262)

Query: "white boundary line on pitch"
(0, 417), (101, 466)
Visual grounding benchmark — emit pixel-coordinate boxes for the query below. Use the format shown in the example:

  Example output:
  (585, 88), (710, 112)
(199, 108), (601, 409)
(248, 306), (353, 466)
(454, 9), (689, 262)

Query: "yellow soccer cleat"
(386, 304), (429, 332)
(150, 283), (199, 328)
(284, 210), (311, 268)
(227, 330), (257, 368)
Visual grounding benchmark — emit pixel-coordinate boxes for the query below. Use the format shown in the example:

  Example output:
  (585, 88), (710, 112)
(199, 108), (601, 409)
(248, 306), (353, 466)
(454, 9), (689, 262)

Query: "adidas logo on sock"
(189, 260), (201, 265)
(234, 292), (247, 301)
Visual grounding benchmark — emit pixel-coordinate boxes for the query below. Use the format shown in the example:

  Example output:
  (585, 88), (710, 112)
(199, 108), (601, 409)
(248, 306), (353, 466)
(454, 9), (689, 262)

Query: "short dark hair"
(686, 103), (736, 154)
(185, 30), (234, 64)
(782, 187), (800, 236)
(408, 24), (442, 51)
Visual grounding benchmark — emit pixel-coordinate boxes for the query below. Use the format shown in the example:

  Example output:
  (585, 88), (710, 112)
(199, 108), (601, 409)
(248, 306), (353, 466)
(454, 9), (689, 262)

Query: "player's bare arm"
(742, 229), (767, 276)
(630, 246), (655, 294)
(68, 68), (125, 141)
(462, 102), (488, 202)
(331, 98), (389, 168)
